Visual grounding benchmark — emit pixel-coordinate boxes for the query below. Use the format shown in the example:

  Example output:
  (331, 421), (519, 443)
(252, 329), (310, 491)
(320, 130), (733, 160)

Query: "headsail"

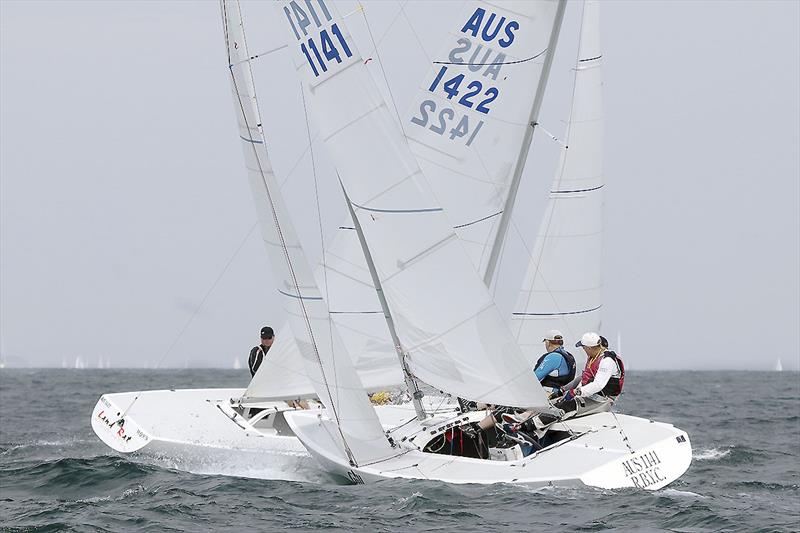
(245, 225), (404, 401)
(404, 1), (564, 281)
(278, 0), (549, 409)
(222, 0), (396, 465)
(511, 0), (603, 356)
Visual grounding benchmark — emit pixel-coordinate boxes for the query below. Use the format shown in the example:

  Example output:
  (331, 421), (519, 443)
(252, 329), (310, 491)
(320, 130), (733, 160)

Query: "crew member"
(534, 329), (577, 395)
(248, 326), (274, 377)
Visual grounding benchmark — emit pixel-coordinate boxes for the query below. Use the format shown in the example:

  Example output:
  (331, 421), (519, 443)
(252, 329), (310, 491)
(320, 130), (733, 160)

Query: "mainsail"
(511, 0), (604, 356)
(404, 1), (564, 281)
(222, 0), (396, 465)
(278, 0), (549, 409)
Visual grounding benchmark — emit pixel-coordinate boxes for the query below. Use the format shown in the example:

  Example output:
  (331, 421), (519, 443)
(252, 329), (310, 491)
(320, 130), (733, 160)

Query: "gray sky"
(1, 1), (798, 371)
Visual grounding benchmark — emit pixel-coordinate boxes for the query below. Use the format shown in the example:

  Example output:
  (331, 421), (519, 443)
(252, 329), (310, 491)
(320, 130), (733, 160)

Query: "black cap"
(260, 326), (274, 339)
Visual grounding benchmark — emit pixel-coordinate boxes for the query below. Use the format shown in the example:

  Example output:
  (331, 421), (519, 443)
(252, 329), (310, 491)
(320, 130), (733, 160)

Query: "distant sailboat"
(774, 358), (783, 372)
(233, 357), (242, 370)
(74, 356), (85, 369)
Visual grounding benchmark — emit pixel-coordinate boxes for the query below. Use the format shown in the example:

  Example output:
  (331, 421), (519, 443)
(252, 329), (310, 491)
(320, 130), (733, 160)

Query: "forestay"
(511, 0), (603, 356)
(404, 0), (561, 279)
(222, 0), (396, 466)
(278, 0), (549, 409)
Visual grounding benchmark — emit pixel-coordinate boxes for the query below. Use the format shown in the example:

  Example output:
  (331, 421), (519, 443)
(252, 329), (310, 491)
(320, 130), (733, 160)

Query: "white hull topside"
(92, 388), (691, 489)
(90, 388), (456, 471)
(283, 409), (692, 490)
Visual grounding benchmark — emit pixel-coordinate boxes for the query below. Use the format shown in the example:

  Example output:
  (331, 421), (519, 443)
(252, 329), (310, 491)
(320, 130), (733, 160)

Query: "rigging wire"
(115, 219), (259, 421)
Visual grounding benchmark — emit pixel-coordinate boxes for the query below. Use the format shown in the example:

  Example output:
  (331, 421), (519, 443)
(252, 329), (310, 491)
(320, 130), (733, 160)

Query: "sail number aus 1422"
(411, 100), (484, 146)
(428, 65), (498, 114)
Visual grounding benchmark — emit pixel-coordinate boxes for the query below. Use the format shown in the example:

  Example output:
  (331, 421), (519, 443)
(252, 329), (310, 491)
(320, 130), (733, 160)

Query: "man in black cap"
(248, 326), (274, 377)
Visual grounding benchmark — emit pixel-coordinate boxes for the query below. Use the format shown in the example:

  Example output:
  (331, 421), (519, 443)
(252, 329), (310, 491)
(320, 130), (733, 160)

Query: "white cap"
(542, 329), (564, 342)
(576, 332), (601, 348)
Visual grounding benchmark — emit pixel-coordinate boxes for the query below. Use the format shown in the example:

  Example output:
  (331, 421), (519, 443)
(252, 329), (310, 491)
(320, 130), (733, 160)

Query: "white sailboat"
(279, 0), (691, 488)
(91, 0), (692, 489)
(774, 358), (783, 372)
(232, 357), (242, 370)
(90, 0), (449, 464)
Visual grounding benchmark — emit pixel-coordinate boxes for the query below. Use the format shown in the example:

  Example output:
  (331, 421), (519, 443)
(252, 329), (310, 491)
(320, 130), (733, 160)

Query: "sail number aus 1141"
(283, 0), (352, 78)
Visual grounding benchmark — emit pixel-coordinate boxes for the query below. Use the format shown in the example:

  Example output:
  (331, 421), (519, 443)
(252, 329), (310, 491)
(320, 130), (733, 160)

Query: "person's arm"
(562, 374), (582, 392)
(248, 346), (259, 376)
(534, 352), (563, 381)
(577, 357), (616, 396)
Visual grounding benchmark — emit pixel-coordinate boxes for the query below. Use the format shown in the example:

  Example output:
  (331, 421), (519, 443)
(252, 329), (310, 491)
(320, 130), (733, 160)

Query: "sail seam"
(453, 210), (503, 230)
(512, 305), (603, 317)
(433, 47), (547, 67)
(551, 184), (604, 194)
(350, 201), (443, 214)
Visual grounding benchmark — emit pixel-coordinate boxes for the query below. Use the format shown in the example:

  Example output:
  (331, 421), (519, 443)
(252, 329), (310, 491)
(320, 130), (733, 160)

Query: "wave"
(693, 447), (731, 461)
(658, 488), (707, 499)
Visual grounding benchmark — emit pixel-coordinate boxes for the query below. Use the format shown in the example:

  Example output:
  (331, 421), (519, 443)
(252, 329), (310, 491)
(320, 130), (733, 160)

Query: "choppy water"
(1, 369), (798, 532)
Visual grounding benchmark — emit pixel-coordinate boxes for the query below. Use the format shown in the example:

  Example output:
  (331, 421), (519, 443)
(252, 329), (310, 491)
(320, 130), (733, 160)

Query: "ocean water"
(1, 369), (798, 532)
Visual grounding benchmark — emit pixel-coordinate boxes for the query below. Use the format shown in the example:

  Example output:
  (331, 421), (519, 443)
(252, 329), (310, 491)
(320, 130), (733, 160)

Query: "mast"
(341, 183), (427, 421)
(482, 0), (568, 287)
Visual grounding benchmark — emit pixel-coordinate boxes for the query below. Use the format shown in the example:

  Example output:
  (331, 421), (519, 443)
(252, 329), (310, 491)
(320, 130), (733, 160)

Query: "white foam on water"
(138, 447), (324, 483)
(659, 488), (706, 499)
(693, 447), (731, 461)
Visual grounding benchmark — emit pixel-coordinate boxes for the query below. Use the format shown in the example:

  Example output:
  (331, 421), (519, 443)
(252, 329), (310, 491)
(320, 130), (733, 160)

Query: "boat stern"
(580, 424), (692, 490)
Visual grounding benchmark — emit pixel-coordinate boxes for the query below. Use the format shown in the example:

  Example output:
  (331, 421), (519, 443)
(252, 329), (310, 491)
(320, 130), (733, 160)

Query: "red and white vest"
(581, 350), (625, 396)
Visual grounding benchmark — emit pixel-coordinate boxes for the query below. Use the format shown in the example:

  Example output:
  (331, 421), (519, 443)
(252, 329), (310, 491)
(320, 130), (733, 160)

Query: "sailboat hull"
(90, 389), (458, 477)
(284, 410), (692, 489)
(91, 389), (306, 456)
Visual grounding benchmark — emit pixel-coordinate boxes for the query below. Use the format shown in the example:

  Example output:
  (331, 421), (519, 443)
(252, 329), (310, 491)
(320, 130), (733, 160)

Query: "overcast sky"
(1, 1), (798, 371)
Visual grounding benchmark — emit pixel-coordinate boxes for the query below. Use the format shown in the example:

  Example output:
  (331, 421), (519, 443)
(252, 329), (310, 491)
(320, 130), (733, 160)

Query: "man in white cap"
(534, 329), (577, 396)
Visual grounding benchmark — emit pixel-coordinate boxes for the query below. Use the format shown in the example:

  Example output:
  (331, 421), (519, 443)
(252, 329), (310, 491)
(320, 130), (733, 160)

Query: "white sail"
(248, 1), (563, 401)
(511, 0), (603, 356)
(404, 1), (562, 279)
(279, 0), (548, 409)
(222, 0), (396, 465)
(774, 358), (783, 372)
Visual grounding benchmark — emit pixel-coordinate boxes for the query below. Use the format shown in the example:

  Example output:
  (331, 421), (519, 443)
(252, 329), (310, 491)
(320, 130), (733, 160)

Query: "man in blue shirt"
(534, 330), (577, 396)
